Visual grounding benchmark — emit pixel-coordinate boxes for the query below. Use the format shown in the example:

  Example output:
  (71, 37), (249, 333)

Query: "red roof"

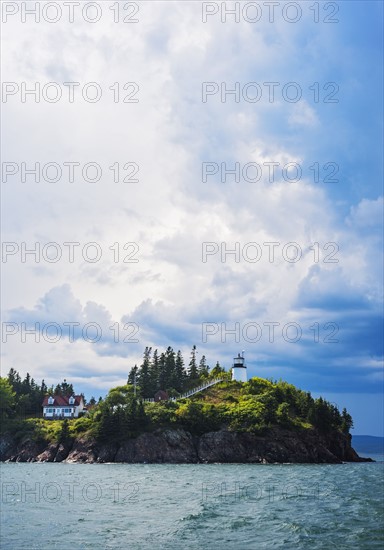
(154, 390), (169, 401)
(42, 395), (83, 407)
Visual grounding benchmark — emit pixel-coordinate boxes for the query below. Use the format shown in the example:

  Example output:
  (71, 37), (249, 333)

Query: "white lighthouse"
(231, 352), (247, 382)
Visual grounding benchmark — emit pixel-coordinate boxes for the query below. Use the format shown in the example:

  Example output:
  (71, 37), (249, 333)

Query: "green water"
(1, 460), (383, 549)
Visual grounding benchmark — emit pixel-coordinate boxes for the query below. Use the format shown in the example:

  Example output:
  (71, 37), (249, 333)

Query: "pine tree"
(210, 361), (224, 378)
(158, 352), (167, 390)
(127, 365), (138, 387)
(164, 347), (176, 390)
(149, 349), (160, 393)
(198, 355), (209, 378)
(174, 350), (186, 393)
(22, 373), (31, 393)
(97, 405), (115, 442)
(54, 380), (74, 396)
(138, 347), (153, 398)
(136, 400), (148, 430)
(188, 345), (199, 380)
(7, 368), (22, 393)
(341, 407), (354, 434)
(41, 379), (47, 396)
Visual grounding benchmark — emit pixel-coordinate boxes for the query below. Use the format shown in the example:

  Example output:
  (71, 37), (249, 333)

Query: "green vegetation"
(127, 346), (227, 399)
(1, 368), (85, 419)
(0, 349), (354, 448)
(0, 368), (92, 444)
(81, 377), (353, 442)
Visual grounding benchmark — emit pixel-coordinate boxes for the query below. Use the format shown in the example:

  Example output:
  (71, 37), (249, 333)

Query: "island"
(0, 349), (373, 464)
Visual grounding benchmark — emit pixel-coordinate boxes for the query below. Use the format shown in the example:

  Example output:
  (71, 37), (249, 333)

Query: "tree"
(22, 373), (31, 394)
(54, 380), (74, 396)
(149, 349), (160, 392)
(41, 379), (47, 396)
(308, 397), (333, 433)
(174, 350), (186, 393)
(127, 365), (138, 386)
(164, 347), (176, 390)
(97, 404), (115, 442)
(158, 352), (167, 389)
(210, 361), (224, 378)
(6, 369), (45, 417)
(96, 385), (149, 442)
(58, 418), (72, 445)
(7, 368), (22, 395)
(188, 345), (199, 380)
(138, 347), (153, 398)
(341, 408), (354, 434)
(136, 400), (148, 431)
(0, 377), (16, 418)
(106, 385), (134, 407)
(276, 402), (292, 428)
(198, 355), (209, 378)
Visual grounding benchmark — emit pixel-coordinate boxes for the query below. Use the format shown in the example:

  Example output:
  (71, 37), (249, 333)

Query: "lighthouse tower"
(231, 352), (247, 382)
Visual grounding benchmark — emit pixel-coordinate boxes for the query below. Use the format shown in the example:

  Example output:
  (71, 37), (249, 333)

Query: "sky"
(1, 1), (383, 436)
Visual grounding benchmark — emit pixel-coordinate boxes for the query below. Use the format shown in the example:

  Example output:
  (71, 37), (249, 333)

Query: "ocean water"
(1, 459), (383, 550)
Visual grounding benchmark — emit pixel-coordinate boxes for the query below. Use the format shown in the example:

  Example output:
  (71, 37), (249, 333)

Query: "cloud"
(1, 2), (382, 432)
(347, 196), (384, 229)
(288, 101), (319, 127)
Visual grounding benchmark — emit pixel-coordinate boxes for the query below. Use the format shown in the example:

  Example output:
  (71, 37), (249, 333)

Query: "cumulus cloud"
(1, 1), (382, 434)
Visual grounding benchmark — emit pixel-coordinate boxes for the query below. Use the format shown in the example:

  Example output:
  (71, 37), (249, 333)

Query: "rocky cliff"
(0, 427), (373, 464)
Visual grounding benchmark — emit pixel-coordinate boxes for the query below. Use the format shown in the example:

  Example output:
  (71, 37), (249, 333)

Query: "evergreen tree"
(198, 355), (209, 378)
(54, 380), (74, 396)
(308, 397), (333, 433)
(127, 365), (139, 392)
(174, 350), (186, 393)
(341, 407), (353, 434)
(210, 361), (224, 378)
(138, 347), (153, 398)
(164, 347), (176, 390)
(22, 373), (31, 394)
(136, 400), (148, 430)
(158, 352), (167, 390)
(149, 349), (160, 392)
(97, 404), (115, 442)
(188, 345), (199, 380)
(7, 369), (53, 417)
(7, 368), (22, 395)
(41, 379), (47, 396)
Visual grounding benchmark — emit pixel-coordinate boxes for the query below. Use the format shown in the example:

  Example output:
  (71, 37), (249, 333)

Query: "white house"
(42, 395), (85, 419)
